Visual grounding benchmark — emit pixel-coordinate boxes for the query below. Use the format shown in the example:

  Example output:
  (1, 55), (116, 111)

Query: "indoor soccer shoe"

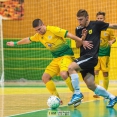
(106, 97), (117, 108)
(93, 94), (100, 98)
(60, 100), (63, 105)
(68, 93), (84, 106)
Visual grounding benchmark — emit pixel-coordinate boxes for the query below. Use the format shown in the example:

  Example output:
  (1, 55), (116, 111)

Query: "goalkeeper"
(7, 19), (92, 104)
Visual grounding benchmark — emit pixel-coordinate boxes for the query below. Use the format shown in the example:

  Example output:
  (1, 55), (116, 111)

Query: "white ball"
(47, 96), (60, 109)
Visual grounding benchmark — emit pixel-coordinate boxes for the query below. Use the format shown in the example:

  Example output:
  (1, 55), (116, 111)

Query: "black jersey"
(75, 21), (109, 58)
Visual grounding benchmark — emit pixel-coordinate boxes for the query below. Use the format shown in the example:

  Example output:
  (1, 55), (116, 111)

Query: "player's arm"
(108, 29), (116, 46)
(6, 37), (31, 46)
(66, 32), (93, 49)
(108, 24), (117, 29)
(81, 29), (87, 40)
(75, 40), (81, 48)
(108, 38), (116, 46)
(75, 29), (87, 48)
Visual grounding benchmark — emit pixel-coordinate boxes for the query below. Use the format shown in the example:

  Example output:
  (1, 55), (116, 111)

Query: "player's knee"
(103, 72), (108, 77)
(87, 84), (93, 90)
(60, 71), (68, 80)
(68, 65), (74, 73)
(42, 73), (51, 84)
(95, 70), (99, 75)
(85, 79), (96, 91)
(87, 83), (96, 91)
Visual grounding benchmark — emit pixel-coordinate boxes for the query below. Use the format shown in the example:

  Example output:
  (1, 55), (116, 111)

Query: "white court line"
(0, 82), (4, 117)
(7, 100), (96, 117)
(6, 86), (117, 117)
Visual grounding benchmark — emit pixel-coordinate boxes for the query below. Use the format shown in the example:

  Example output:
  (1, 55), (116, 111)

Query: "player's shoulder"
(92, 20), (108, 25)
(33, 33), (39, 37)
(47, 25), (62, 32)
(47, 25), (60, 29)
(47, 25), (54, 30)
(106, 28), (114, 31)
(89, 21), (98, 25)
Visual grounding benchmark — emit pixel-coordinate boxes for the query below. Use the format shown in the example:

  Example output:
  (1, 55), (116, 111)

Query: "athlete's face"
(96, 15), (105, 22)
(77, 16), (88, 27)
(34, 24), (46, 35)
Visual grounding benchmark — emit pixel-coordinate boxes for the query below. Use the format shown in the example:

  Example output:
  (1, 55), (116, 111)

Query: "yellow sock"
(95, 75), (99, 85)
(46, 80), (60, 98)
(103, 77), (109, 90)
(65, 77), (74, 92)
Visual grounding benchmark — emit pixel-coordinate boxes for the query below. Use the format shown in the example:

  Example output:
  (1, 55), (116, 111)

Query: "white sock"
(70, 74), (80, 94)
(94, 85), (115, 99)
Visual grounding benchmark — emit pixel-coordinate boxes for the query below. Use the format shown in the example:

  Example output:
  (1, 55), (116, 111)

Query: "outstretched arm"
(6, 37), (31, 46)
(108, 24), (117, 29)
(66, 32), (93, 49)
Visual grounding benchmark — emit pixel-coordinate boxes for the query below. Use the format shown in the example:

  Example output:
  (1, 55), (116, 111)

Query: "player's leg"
(84, 72), (117, 108)
(101, 56), (110, 90)
(103, 72), (109, 90)
(94, 84), (117, 107)
(42, 59), (61, 100)
(67, 56), (95, 106)
(68, 61), (83, 106)
(42, 73), (60, 97)
(59, 56), (74, 92)
(94, 57), (101, 85)
(103, 74), (109, 90)
(93, 58), (101, 98)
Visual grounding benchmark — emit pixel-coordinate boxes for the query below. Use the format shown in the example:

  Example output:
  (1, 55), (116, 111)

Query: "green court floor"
(8, 100), (117, 117)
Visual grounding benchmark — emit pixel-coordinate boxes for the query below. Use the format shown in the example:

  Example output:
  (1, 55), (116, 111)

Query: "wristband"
(14, 42), (17, 45)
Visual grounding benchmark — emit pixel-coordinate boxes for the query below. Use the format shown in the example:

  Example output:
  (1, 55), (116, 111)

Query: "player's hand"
(6, 41), (15, 46)
(108, 41), (113, 46)
(81, 29), (87, 40)
(82, 41), (93, 49)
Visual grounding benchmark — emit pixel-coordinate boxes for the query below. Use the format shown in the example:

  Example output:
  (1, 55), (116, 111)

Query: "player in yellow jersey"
(6, 19), (92, 104)
(93, 11), (116, 98)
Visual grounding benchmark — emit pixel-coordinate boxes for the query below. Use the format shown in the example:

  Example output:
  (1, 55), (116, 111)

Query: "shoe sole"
(74, 99), (83, 108)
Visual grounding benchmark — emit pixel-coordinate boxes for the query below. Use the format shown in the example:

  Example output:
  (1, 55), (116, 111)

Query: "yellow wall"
(3, 0), (117, 38)
(3, 0), (117, 80)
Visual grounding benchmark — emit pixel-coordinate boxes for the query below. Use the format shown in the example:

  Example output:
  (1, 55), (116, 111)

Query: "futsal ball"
(47, 96), (60, 109)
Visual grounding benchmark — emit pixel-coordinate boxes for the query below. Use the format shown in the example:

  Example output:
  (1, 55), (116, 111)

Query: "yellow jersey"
(30, 25), (74, 58)
(99, 28), (116, 56)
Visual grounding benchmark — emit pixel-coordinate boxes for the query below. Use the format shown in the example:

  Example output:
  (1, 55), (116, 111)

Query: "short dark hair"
(32, 19), (43, 28)
(96, 11), (106, 17)
(77, 9), (88, 17)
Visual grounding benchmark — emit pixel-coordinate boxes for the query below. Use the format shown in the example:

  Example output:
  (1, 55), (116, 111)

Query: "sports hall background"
(2, 0), (117, 81)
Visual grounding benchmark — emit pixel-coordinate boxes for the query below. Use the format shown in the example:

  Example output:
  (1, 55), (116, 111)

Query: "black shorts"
(74, 54), (98, 78)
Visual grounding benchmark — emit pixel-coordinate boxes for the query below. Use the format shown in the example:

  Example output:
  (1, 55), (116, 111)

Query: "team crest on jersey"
(45, 42), (54, 48)
(48, 36), (52, 40)
(48, 44), (52, 47)
(89, 30), (92, 34)
(104, 32), (107, 36)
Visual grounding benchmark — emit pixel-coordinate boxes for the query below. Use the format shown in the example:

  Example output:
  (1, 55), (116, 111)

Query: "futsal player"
(6, 19), (92, 105)
(68, 9), (117, 108)
(94, 11), (116, 98)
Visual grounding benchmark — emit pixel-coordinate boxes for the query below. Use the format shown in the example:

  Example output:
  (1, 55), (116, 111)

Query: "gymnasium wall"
(3, 0), (117, 80)
(3, 0), (117, 38)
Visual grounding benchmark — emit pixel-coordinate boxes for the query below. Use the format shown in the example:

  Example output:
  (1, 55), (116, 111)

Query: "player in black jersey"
(68, 9), (117, 108)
